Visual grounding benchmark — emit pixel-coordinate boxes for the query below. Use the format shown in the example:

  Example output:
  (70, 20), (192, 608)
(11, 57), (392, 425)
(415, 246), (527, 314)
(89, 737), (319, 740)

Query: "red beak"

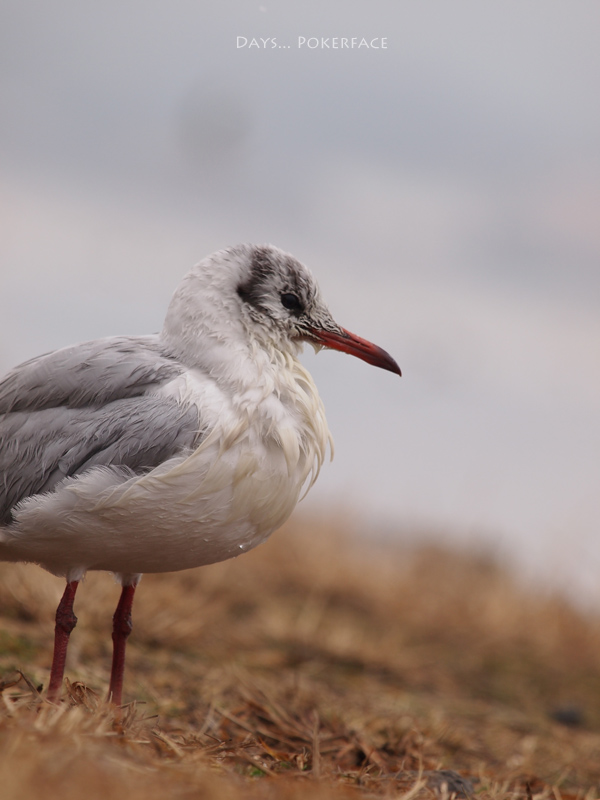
(310, 326), (401, 376)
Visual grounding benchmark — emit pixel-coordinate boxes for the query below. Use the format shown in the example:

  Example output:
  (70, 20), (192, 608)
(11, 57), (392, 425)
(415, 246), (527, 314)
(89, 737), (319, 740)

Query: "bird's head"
(235, 244), (401, 376)
(163, 244), (401, 377)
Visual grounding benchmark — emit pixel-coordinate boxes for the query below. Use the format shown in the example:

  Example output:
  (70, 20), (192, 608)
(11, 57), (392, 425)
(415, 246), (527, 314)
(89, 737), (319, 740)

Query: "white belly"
(6, 417), (328, 580)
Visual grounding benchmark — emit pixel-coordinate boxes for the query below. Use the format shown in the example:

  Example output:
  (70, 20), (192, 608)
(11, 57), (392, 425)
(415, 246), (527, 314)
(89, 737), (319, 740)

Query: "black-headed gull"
(0, 244), (400, 704)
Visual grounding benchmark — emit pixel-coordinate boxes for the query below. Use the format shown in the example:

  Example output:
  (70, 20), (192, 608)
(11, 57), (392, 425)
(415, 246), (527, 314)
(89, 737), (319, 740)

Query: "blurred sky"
(1, 1), (600, 602)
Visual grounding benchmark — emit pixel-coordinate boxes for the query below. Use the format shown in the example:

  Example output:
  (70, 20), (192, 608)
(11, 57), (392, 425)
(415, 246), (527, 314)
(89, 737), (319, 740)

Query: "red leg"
(107, 582), (137, 705)
(47, 580), (79, 703)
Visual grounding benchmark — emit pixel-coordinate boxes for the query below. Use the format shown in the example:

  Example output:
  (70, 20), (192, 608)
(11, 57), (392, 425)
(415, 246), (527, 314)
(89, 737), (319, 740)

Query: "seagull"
(0, 244), (400, 705)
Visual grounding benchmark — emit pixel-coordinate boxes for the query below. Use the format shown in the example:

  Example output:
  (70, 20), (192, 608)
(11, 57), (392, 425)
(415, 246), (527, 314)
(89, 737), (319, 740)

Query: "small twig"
(16, 670), (44, 702)
(237, 750), (276, 777)
(214, 705), (256, 734)
(354, 732), (388, 771)
(311, 709), (321, 779)
(197, 702), (217, 737)
(526, 781), (534, 800)
(151, 730), (185, 758)
(0, 674), (24, 694)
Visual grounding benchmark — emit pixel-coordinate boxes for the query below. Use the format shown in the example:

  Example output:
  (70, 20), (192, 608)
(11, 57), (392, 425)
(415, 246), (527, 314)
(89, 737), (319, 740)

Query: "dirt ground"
(1, 515), (599, 799)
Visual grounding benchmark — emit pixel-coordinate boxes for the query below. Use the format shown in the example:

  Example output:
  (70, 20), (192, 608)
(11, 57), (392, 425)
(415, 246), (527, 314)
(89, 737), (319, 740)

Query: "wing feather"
(0, 396), (201, 523)
(0, 335), (181, 413)
(0, 336), (203, 523)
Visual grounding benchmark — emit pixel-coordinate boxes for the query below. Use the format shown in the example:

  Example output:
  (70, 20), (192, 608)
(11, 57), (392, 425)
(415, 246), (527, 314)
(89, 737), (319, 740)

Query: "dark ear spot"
(236, 247), (276, 312)
(236, 280), (257, 307)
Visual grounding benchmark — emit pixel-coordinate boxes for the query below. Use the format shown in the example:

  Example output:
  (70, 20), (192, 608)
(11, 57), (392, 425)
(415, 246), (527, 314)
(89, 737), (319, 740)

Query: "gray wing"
(0, 336), (202, 524)
(1, 396), (201, 523)
(0, 335), (182, 414)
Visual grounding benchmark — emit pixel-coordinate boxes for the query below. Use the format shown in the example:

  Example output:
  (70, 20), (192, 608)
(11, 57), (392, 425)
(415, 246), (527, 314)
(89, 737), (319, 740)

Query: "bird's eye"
(280, 293), (303, 312)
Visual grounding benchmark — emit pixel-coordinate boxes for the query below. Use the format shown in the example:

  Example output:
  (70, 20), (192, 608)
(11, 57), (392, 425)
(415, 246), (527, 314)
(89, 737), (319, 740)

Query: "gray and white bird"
(0, 243), (400, 704)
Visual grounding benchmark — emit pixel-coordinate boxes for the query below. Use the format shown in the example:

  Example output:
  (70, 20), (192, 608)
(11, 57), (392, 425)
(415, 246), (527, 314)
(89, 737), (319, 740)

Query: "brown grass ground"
(1, 514), (600, 799)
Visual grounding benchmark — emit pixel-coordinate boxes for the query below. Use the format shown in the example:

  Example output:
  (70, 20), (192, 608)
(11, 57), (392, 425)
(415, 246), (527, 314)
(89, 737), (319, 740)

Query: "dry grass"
(1, 514), (600, 799)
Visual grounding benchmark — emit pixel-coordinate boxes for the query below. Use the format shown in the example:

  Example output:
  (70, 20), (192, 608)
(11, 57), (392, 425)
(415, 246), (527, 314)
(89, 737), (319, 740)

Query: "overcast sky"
(2, 1), (600, 602)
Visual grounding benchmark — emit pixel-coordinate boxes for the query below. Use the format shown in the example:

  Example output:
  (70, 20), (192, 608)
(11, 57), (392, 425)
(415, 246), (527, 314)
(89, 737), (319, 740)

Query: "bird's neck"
(228, 343), (333, 497)
(161, 326), (333, 500)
